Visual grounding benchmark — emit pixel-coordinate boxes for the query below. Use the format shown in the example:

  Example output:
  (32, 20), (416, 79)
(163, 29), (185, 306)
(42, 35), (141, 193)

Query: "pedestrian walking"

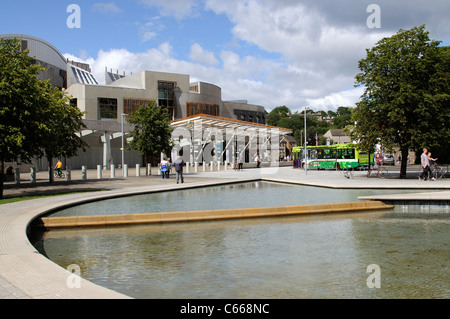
(173, 155), (185, 184)
(419, 148), (430, 181)
(160, 157), (169, 179)
(238, 152), (244, 171)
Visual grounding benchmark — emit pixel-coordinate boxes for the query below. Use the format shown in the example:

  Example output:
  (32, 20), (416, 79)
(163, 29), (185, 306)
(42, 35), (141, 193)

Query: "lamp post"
(121, 113), (129, 176)
(304, 106), (308, 175)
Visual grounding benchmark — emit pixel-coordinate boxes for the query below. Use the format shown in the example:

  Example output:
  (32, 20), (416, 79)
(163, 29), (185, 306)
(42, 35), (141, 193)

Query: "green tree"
(351, 25), (449, 178)
(39, 81), (87, 182)
(332, 107), (352, 129)
(266, 105), (290, 126)
(127, 100), (173, 166)
(0, 38), (87, 195)
(0, 38), (45, 173)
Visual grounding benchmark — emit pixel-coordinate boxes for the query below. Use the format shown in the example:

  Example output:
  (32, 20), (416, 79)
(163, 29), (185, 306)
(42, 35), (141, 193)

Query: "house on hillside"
(323, 129), (350, 145)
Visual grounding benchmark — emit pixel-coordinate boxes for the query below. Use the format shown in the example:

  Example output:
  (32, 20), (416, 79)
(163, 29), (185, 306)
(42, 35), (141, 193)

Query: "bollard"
(147, 163), (151, 176)
(186, 162), (190, 173)
(66, 166), (71, 181)
(157, 164), (161, 175)
(224, 161), (228, 170)
(30, 167), (36, 184)
(124, 164), (128, 178)
(14, 168), (20, 184)
(97, 165), (102, 179)
(136, 164), (140, 177)
(217, 162), (221, 171)
(203, 162), (206, 172)
(81, 165), (87, 180)
(111, 164), (115, 178)
(210, 161), (214, 171)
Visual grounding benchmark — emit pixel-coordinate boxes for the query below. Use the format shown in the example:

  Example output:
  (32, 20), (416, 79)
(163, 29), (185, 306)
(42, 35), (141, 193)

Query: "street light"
(121, 113), (129, 176)
(304, 106), (308, 175)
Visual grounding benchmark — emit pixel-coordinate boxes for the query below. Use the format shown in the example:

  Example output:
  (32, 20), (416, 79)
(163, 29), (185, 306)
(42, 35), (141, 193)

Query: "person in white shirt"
(160, 158), (169, 179)
(419, 148), (430, 181)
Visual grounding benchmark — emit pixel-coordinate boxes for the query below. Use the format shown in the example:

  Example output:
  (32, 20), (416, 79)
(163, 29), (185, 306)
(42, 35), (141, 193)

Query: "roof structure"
(171, 114), (292, 134)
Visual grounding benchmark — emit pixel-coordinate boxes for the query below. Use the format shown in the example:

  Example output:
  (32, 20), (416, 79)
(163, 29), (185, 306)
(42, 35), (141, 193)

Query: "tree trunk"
(48, 157), (54, 183)
(400, 147), (409, 179)
(0, 160), (4, 198)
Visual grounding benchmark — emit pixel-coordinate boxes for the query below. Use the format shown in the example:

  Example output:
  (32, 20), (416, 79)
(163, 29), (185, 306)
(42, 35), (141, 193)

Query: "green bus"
(292, 143), (374, 170)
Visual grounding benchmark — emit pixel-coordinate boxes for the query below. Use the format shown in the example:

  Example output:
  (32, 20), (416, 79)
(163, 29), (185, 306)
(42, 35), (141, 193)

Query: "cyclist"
(54, 160), (63, 177)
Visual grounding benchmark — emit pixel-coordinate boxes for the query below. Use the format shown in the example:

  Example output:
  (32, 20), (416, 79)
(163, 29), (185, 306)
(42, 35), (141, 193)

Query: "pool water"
(49, 181), (433, 217)
(33, 182), (450, 299)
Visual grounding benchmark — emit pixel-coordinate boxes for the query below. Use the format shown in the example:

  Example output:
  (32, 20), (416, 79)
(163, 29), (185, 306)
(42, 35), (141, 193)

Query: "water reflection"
(50, 181), (434, 217)
(36, 209), (449, 299)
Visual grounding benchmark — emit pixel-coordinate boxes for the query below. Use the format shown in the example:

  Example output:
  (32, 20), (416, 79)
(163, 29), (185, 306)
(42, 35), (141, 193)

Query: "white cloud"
(136, 17), (165, 43)
(189, 43), (219, 66)
(138, 0), (198, 20)
(92, 2), (122, 14)
(66, 0), (449, 112)
(305, 87), (364, 112)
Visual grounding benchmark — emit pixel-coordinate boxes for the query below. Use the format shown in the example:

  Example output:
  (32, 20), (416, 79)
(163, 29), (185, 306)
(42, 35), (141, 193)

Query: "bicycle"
(430, 162), (446, 180)
(367, 164), (388, 178)
(54, 170), (66, 179)
(343, 168), (354, 179)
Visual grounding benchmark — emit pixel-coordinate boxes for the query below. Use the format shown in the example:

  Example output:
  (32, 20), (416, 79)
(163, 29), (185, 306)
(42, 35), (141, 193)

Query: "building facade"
(2, 34), (289, 171)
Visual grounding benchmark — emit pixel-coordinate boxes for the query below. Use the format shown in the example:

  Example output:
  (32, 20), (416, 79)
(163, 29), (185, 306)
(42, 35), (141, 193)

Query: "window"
(98, 98), (117, 120)
(336, 148), (355, 159)
(123, 98), (152, 115)
(158, 82), (174, 107)
(158, 81), (176, 117)
(70, 98), (77, 108)
(186, 102), (219, 117)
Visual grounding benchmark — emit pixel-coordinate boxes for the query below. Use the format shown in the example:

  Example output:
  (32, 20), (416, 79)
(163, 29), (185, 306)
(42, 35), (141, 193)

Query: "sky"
(1, 0), (449, 113)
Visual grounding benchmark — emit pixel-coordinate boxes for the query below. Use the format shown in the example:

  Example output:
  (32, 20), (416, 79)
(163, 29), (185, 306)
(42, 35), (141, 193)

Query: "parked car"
(382, 154), (395, 165)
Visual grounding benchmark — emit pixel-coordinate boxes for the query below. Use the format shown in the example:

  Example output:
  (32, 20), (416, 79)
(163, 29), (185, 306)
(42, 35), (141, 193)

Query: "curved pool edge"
(1, 175), (449, 299)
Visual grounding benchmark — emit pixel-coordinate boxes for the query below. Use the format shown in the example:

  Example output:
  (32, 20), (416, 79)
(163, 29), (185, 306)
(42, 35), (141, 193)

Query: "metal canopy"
(170, 114), (292, 135)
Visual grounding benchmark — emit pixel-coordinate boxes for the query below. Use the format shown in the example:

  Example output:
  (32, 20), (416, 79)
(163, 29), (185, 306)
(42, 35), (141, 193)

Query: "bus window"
(323, 148), (333, 159)
(349, 149), (355, 158)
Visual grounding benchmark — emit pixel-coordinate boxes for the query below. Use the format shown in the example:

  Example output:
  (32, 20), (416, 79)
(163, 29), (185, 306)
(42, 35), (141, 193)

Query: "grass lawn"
(0, 190), (100, 205)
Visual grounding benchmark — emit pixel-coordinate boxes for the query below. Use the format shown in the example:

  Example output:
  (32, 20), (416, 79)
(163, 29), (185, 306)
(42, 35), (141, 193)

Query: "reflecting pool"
(32, 182), (449, 299)
(49, 181), (437, 217)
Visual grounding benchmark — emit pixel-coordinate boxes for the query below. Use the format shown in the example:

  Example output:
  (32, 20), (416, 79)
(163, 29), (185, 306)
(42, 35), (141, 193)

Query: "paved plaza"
(1, 164), (449, 298)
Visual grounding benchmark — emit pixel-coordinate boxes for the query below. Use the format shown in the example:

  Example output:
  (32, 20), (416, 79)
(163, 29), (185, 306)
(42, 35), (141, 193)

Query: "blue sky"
(1, 0), (449, 112)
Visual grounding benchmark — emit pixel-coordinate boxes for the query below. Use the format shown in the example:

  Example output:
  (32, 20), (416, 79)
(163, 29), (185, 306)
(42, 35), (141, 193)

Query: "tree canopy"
(0, 37), (86, 194)
(266, 105), (353, 146)
(127, 100), (173, 164)
(351, 25), (449, 178)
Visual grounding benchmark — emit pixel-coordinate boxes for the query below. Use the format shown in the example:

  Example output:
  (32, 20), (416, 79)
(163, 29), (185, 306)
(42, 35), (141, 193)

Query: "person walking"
(238, 152), (244, 171)
(173, 155), (185, 184)
(160, 157), (169, 179)
(166, 158), (171, 179)
(255, 153), (261, 168)
(428, 151), (438, 181)
(419, 148), (430, 181)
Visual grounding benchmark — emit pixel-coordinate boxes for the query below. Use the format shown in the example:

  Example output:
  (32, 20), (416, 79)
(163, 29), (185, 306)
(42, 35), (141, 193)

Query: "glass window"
(158, 81), (176, 117)
(98, 98), (117, 119)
